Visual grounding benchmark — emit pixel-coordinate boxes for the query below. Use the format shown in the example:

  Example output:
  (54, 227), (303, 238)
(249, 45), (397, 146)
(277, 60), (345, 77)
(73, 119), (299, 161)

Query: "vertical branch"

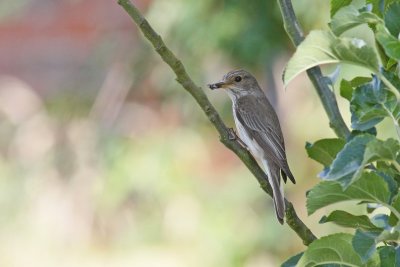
(278, 0), (351, 139)
(117, 0), (317, 245)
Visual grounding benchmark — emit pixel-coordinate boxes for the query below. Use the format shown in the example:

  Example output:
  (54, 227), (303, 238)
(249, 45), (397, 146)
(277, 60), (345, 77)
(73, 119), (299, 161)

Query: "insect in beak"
(208, 82), (225, 90)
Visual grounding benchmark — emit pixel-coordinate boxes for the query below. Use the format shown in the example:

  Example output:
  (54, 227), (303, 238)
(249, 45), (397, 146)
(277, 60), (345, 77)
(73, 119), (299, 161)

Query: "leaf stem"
(117, 0), (317, 246)
(382, 104), (400, 140)
(392, 160), (400, 173)
(385, 204), (400, 221)
(379, 74), (400, 101)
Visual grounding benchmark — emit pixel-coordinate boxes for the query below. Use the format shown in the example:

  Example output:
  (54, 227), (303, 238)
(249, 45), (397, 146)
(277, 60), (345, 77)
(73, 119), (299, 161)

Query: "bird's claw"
(228, 128), (248, 150)
(228, 128), (237, 140)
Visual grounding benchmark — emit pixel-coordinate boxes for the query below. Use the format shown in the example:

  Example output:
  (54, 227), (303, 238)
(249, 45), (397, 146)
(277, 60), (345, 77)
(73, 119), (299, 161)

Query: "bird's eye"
(234, 76), (242, 82)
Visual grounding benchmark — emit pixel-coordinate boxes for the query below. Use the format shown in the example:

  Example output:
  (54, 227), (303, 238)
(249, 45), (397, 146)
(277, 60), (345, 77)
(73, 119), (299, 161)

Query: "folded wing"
(235, 95), (296, 184)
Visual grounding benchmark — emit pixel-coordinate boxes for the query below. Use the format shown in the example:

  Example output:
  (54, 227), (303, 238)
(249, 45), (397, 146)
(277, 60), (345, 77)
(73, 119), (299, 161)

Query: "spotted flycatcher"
(208, 69), (296, 224)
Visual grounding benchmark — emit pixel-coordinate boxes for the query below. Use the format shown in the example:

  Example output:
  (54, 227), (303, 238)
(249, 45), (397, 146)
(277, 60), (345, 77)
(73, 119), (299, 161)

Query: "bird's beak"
(208, 81), (226, 90)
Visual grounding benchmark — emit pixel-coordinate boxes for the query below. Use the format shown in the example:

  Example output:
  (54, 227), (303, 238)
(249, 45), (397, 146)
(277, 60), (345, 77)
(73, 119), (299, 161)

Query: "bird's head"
(208, 69), (260, 98)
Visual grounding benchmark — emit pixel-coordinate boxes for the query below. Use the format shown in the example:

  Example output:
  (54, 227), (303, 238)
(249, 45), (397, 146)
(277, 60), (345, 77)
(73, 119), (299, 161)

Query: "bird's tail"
(262, 159), (285, 224)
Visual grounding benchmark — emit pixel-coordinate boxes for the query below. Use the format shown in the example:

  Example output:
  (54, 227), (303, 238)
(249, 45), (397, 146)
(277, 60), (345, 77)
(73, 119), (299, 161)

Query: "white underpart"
(232, 105), (285, 217)
(232, 106), (264, 159)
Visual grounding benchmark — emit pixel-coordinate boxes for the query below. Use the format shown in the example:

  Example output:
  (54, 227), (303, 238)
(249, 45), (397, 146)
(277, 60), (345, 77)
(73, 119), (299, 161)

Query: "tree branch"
(117, 0), (316, 246)
(278, 0), (351, 140)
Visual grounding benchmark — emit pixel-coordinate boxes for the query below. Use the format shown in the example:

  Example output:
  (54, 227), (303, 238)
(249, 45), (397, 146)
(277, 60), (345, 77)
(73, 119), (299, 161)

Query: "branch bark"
(278, 0), (351, 140)
(117, 0), (316, 246)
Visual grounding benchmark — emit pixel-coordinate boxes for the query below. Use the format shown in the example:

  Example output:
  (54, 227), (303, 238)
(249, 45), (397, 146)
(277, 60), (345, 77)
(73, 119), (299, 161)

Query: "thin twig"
(278, 0), (351, 140)
(117, 0), (317, 246)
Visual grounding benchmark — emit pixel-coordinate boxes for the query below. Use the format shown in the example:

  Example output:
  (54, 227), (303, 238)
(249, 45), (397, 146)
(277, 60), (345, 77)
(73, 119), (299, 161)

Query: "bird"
(208, 69), (296, 224)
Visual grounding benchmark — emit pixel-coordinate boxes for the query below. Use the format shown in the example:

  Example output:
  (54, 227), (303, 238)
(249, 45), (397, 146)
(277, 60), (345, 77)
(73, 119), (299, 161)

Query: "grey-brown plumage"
(208, 69), (295, 224)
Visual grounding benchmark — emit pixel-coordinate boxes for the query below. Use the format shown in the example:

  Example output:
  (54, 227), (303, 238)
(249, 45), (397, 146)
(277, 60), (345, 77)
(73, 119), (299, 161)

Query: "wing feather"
(235, 96), (285, 160)
(235, 95), (296, 184)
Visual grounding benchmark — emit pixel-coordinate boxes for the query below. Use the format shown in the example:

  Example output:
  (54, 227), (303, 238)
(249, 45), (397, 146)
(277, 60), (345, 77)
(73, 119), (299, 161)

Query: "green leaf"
(350, 81), (399, 131)
(387, 57), (398, 69)
(377, 173), (398, 203)
(367, 0), (397, 17)
(377, 228), (400, 242)
(318, 135), (399, 188)
(283, 31), (337, 86)
(376, 24), (400, 60)
(364, 138), (400, 163)
(389, 194), (400, 226)
(297, 233), (365, 267)
(322, 134), (374, 187)
(330, 5), (382, 36)
(384, 2), (400, 37)
(365, 202), (381, 213)
(351, 76), (374, 86)
(307, 172), (391, 215)
(319, 210), (380, 231)
(305, 138), (346, 167)
(382, 68), (400, 93)
(340, 77), (372, 101)
(353, 227), (400, 264)
(340, 79), (354, 101)
(352, 229), (381, 263)
(366, 0), (383, 16)
(376, 161), (400, 188)
(281, 252), (303, 267)
(378, 246), (400, 267)
(283, 31), (379, 86)
(370, 214), (390, 229)
(330, 0), (352, 17)
(331, 37), (379, 72)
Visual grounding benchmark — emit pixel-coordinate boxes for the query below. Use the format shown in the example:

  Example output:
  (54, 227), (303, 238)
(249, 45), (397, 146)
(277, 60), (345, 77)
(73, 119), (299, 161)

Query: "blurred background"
(0, 0), (397, 266)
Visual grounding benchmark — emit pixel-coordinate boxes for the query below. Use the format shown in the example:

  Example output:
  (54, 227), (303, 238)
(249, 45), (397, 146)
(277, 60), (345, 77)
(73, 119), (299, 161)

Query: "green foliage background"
(283, 1), (400, 266)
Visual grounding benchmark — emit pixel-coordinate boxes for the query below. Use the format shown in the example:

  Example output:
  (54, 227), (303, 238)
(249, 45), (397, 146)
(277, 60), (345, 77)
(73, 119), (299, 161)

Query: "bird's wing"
(235, 96), (286, 163)
(235, 95), (295, 184)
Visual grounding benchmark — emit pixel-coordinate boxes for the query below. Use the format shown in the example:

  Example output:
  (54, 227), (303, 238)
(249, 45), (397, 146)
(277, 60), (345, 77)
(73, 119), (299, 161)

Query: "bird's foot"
(228, 128), (248, 150)
(227, 128), (237, 140)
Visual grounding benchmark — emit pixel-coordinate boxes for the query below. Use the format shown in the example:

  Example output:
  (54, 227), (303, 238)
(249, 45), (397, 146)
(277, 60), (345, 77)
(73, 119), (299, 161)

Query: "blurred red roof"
(0, 0), (151, 94)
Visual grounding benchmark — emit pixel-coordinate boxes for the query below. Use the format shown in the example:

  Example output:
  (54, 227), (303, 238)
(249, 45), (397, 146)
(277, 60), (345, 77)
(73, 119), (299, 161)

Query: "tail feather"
(281, 170), (287, 183)
(282, 166), (296, 184)
(262, 159), (285, 224)
(285, 168), (296, 184)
